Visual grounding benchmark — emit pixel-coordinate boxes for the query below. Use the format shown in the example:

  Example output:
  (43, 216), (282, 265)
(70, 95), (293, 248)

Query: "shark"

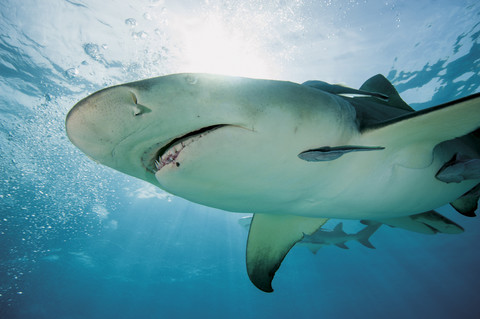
(300, 221), (380, 252)
(65, 73), (480, 292)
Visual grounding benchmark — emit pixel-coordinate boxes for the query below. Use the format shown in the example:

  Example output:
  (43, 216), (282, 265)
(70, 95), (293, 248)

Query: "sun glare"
(178, 17), (273, 78)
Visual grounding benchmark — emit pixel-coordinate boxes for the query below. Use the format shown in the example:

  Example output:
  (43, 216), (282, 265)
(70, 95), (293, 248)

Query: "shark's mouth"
(146, 124), (228, 173)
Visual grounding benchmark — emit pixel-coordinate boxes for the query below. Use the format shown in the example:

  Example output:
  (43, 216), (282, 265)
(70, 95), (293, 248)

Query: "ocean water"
(1, 0), (480, 318)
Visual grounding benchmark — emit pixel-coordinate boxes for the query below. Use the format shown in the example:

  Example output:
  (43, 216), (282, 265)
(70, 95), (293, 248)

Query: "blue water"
(1, 0), (480, 318)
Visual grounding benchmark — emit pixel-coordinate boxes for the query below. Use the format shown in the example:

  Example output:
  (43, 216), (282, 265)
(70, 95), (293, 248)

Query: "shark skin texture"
(65, 73), (480, 292)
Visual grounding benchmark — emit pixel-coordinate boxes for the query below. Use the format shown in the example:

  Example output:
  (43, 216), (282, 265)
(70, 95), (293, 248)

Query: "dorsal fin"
(333, 222), (343, 232)
(333, 222), (347, 236)
(359, 74), (413, 111)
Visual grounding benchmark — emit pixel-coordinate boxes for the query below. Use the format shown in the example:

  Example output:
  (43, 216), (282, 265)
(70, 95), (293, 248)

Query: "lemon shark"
(300, 221), (380, 252)
(65, 73), (480, 292)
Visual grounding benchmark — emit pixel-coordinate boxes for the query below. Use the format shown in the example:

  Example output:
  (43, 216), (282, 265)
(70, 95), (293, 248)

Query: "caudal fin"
(355, 222), (381, 249)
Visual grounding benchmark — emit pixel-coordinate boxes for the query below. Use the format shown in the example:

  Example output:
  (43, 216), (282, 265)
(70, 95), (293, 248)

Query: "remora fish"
(65, 73), (480, 292)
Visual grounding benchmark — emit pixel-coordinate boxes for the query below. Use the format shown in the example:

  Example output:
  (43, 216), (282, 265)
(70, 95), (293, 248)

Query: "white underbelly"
(296, 138), (480, 219)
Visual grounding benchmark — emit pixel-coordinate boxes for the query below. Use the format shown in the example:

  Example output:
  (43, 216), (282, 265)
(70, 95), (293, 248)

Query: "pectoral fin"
(335, 242), (349, 249)
(246, 214), (328, 292)
(361, 93), (480, 168)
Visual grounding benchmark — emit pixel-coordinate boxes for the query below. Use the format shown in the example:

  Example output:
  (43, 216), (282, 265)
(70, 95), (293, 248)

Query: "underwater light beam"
(178, 17), (271, 78)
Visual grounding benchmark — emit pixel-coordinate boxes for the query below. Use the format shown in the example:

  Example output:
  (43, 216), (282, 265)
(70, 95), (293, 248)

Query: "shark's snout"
(66, 86), (147, 162)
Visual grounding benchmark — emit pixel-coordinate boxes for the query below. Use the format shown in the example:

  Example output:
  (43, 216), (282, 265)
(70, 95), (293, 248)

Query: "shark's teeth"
(153, 124), (227, 173)
(155, 143), (186, 171)
(155, 130), (212, 171)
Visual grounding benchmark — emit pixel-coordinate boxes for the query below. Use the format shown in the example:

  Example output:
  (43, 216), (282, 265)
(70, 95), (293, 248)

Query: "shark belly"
(153, 129), (480, 220)
(302, 137), (480, 219)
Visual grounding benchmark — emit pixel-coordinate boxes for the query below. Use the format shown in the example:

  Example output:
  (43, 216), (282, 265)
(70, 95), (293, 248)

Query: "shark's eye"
(129, 92), (152, 116)
(131, 92), (141, 116)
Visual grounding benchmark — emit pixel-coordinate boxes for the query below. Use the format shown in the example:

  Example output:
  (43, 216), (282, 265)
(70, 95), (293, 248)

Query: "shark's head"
(66, 73), (356, 213)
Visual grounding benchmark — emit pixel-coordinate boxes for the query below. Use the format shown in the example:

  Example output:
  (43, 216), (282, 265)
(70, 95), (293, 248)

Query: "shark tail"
(355, 222), (381, 249)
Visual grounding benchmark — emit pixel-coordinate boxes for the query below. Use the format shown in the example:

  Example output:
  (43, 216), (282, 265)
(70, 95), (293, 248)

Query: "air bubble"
(132, 31), (148, 39)
(125, 18), (137, 27)
(83, 43), (102, 61)
(65, 68), (79, 78)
